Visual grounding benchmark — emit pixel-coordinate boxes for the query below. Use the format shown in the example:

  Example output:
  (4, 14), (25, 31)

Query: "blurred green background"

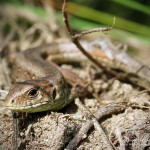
(0, 0), (149, 64)
(0, 0), (150, 37)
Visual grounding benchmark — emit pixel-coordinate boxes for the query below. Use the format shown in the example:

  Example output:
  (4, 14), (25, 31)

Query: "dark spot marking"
(52, 88), (56, 100)
(48, 83), (53, 87)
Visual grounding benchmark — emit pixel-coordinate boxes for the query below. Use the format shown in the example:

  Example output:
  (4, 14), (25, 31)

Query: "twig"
(0, 89), (8, 95)
(74, 98), (114, 150)
(73, 18), (115, 39)
(53, 63), (103, 102)
(65, 102), (127, 149)
(62, 0), (116, 76)
(0, 89), (8, 100)
(0, 29), (15, 53)
(12, 112), (19, 150)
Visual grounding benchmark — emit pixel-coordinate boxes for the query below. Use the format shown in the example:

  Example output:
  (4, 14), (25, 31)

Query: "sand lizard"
(4, 42), (80, 112)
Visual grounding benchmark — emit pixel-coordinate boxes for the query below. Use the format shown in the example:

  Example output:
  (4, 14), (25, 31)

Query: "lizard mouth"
(5, 97), (67, 113)
(5, 101), (49, 113)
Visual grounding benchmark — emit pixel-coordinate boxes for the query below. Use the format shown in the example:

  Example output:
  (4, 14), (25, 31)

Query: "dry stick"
(0, 29), (15, 52)
(73, 26), (115, 39)
(62, 0), (117, 149)
(65, 102), (127, 150)
(0, 90), (8, 101)
(62, 0), (116, 76)
(12, 112), (19, 150)
(74, 98), (114, 150)
(55, 65), (102, 102)
(0, 89), (8, 95)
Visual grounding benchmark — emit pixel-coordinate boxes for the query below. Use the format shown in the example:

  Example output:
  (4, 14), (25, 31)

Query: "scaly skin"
(4, 43), (73, 113)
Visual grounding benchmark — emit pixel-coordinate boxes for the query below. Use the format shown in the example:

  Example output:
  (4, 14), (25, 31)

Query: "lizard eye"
(27, 88), (39, 98)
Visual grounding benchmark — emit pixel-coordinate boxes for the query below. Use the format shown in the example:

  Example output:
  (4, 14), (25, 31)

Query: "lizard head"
(4, 77), (70, 112)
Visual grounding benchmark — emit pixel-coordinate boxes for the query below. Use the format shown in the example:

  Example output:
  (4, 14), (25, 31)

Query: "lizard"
(4, 39), (150, 113)
(4, 42), (85, 113)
